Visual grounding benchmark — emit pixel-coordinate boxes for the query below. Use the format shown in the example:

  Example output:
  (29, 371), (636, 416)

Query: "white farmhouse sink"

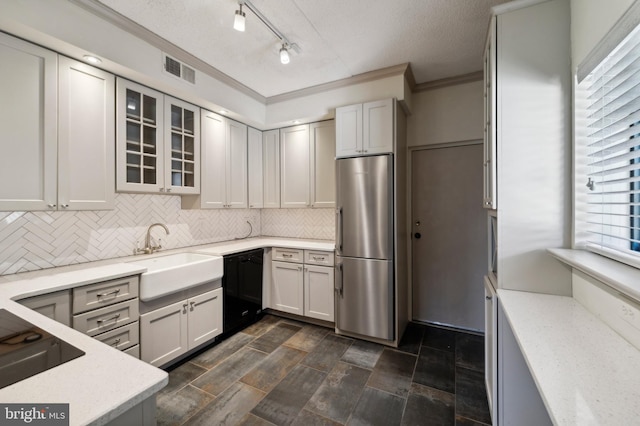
(128, 253), (223, 301)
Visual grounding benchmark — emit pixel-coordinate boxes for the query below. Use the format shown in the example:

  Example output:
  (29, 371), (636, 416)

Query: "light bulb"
(83, 55), (102, 64)
(280, 46), (290, 65)
(234, 8), (245, 31)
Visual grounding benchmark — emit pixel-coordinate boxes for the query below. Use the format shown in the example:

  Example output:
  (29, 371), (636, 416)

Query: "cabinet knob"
(60, 204), (69, 208)
(159, 188), (165, 192)
(486, 295), (492, 301)
(47, 204), (56, 208)
(166, 188), (171, 192)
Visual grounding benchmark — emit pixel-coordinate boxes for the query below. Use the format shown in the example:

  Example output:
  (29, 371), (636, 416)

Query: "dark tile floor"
(156, 315), (491, 426)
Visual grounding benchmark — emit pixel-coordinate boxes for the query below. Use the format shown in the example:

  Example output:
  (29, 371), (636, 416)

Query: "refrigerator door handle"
(335, 262), (343, 297)
(336, 207), (343, 255)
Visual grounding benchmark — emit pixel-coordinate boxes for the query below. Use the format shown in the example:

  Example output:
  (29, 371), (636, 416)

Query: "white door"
(187, 288), (222, 348)
(280, 124), (310, 208)
(411, 144), (486, 331)
(304, 265), (334, 321)
(140, 300), (188, 367)
(484, 276), (498, 420)
(164, 96), (200, 194)
(0, 33), (57, 211)
(58, 57), (115, 210)
(271, 261), (304, 315)
(335, 104), (362, 158)
(262, 129), (280, 208)
(200, 110), (226, 208)
(226, 120), (248, 208)
(310, 121), (336, 208)
(248, 127), (263, 208)
(363, 99), (394, 155)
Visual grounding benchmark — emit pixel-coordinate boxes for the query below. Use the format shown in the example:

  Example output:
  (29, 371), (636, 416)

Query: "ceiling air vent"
(163, 54), (196, 85)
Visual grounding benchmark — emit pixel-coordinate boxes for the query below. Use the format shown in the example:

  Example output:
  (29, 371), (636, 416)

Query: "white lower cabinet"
(18, 290), (71, 327)
(304, 265), (335, 322)
(484, 276), (498, 423)
(140, 288), (222, 367)
(271, 248), (334, 321)
(271, 261), (304, 315)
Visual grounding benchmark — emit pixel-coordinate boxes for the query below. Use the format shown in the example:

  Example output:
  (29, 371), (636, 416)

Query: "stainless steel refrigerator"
(335, 154), (394, 341)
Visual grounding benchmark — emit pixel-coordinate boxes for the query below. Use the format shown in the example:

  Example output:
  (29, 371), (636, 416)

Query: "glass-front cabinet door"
(117, 79), (164, 193)
(165, 96), (200, 194)
(116, 78), (200, 194)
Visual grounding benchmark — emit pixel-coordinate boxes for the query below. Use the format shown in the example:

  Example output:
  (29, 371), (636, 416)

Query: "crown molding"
(70, 0), (266, 103)
(413, 71), (483, 92)
(266, 63), (412, 105)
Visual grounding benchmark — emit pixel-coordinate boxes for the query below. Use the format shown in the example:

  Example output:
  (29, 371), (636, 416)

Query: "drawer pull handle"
(97, 289), (120, 298)
(313, 256), (325, 261)
(97, 313), (120, 324)
(282, 253), (293, 258)
(111, 338), (121, 347)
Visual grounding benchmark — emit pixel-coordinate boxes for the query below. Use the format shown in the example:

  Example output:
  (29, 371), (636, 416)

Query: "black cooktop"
(0, 309), (85, 389)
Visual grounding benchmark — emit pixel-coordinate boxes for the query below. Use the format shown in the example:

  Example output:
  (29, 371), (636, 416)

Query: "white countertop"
(498, 289), (640, 425)
(0, 237), (333, 425)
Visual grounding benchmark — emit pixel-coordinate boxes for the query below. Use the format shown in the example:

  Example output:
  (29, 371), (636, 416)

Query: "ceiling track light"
(233, 3), (245, 32)
(279, 44), (290, 65)
(233, 0), (300, 64)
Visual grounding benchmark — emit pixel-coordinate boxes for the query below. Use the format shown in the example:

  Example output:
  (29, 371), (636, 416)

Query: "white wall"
(407, 80), (483, 147)
(571, 0), (635, 69)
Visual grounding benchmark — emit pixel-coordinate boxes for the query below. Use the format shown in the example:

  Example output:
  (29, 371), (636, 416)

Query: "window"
(577, 22), (640, 266)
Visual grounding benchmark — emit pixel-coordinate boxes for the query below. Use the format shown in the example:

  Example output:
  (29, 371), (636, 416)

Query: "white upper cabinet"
(0, 33), (115, 211)
(310, 121), (336, 208)
(263, 129), (280, 208)
(116, 78), (200, 195)
(165, 96), (200, 194)
(280, 124), (310, 208)
(483, 17), (497, 210)
(58, 57), (115, 210)
(336, 99), (394, 158)
(248, 127), (263, 209)
(186, 110), (246, 209)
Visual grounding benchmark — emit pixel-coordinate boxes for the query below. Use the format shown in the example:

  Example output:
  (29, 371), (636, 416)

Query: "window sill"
(547, 248), (640, 303)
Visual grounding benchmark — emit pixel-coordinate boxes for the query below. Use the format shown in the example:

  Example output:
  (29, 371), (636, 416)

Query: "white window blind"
(581, 23), (640, 262)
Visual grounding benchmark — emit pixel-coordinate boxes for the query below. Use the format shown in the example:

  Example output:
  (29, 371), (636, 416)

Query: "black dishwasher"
(223, 248), (264, 334)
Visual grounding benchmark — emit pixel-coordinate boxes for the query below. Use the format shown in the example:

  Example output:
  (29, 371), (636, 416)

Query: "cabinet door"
(310, 121), (336, 208)
(165, 96), (200, 194)
(271, 260), (304, 315)
(140, 300), (188, 367)
(248, 127), (263, 208)
(116, 79), (164, 193)
(200, 110), (227, 208)
(335, 103), (362, 158)
(226, 120), (248, 208)
(304, 265), (335, 322)
(19, 290), (71, 327)
(483, 17), (497, 210)
(484, 276), (498, 421)
(280, 124), (310, 208)
(187, 288), (222, 348)
(58, 57), (115, 210)
(0, 33), (57, 211)
(363, 99), (394, 155)
(263, 129), (281, 208)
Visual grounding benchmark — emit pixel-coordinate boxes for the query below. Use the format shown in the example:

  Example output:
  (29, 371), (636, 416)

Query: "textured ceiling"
(97, 0), (510, 98)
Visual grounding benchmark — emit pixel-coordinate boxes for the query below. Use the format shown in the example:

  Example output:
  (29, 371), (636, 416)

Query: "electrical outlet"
(619, 299), (640, 331)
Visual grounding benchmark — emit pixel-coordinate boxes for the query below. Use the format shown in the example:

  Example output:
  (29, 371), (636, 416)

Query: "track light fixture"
(233, 0), (300, 64)
(279, 44), (290, 65)
(233, 3), (245, 32)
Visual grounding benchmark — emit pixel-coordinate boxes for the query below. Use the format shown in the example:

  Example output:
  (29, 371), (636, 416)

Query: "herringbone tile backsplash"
(0, 194), (334, 276)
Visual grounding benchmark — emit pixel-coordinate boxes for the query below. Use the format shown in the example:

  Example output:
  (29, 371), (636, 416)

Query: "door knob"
(414, 232), (421, 239)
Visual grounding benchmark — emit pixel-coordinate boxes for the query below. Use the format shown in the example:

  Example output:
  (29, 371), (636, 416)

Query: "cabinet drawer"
(73, 275), (139, 314)
(304, 250), (334, 267)
(273, 247), (303, 263)
(94, 321), (139, 351)
(73, 299), (139, 337)
(123, 344), (140, 359)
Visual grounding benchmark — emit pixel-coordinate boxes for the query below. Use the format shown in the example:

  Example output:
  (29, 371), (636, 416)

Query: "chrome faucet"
(136, 223), (170, 254)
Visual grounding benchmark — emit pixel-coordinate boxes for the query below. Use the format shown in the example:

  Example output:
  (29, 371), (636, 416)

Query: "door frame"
(406, 139), (483, 323)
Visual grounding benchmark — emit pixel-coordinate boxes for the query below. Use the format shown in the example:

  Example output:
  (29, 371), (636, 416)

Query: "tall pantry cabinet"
(483, 0), (571, 424)
(0, 33), (115, 211)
